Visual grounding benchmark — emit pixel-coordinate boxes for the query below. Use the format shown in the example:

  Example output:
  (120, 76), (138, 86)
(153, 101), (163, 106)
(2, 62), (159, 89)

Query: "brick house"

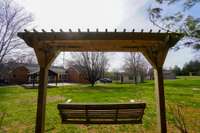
(9, 64), (89, 84)
(10, 64), (67, 84)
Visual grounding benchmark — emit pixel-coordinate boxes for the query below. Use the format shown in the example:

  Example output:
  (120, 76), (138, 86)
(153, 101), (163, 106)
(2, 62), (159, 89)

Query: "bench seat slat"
(62, 120), (142, 124)
(58, 103), (146, 110)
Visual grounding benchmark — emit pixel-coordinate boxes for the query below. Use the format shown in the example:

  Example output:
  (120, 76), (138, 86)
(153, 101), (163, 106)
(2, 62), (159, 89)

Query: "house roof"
(25, 64), (40, 74)
(15, 64), (66, 75)
(50, 66), (66, 74)
(66, 66), (80, 74)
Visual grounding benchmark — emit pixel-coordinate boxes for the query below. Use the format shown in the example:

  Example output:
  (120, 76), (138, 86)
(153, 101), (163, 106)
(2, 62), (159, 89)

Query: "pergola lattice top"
(18, 29), (182, 52)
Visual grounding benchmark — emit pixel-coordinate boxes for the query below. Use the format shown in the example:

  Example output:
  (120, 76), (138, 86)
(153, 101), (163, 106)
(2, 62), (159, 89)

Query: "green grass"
(0, 76), (200, 133)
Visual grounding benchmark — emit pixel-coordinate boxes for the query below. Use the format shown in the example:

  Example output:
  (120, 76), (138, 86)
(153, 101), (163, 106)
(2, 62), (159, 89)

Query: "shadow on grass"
(80, 84), (141, 90)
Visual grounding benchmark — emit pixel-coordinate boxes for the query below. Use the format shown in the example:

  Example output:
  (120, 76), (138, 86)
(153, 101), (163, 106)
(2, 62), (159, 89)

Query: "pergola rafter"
(18, 28), (183, 133)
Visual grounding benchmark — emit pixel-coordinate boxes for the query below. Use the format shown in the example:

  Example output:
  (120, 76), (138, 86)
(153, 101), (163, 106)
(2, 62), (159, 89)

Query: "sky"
(15, 0), (195, 70)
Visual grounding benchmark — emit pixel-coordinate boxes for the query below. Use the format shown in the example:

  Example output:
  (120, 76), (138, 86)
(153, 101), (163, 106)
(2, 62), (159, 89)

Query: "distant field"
(0, 76), (200, 133)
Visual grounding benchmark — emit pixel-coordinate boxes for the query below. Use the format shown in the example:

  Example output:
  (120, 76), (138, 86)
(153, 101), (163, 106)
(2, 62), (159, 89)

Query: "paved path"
(22, 83), (76, 87)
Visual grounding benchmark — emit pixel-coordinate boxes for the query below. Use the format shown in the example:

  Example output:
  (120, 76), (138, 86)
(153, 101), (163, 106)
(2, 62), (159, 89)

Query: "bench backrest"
(57, 103), (146, 124)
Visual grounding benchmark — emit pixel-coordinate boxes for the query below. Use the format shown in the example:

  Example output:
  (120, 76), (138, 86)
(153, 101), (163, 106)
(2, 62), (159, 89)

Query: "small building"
(66, 66), (88, 83)
(163, 70), (176, 79)
(121, 73), (143, 83)
(120, 73), (144, 83)
(113, 72), (144, 84)
(146, 68), (176, 80)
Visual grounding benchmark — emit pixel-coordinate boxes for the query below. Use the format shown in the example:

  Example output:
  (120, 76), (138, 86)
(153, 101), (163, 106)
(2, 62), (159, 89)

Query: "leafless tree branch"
(69, 52), (108, 86)
(0, 0), (33, 63)
(123, 52), (149, 84)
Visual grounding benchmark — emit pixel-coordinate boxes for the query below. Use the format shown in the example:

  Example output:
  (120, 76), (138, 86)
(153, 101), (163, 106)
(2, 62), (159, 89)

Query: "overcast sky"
(15, 0), (195, 70)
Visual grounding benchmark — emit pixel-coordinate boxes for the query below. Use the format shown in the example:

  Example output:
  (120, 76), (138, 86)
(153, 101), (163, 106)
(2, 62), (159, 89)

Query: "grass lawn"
(0, 76), (200, 133)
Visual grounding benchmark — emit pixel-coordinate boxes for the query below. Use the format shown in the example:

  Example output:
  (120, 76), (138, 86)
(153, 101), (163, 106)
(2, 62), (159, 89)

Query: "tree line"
(172, 60), (200, 76)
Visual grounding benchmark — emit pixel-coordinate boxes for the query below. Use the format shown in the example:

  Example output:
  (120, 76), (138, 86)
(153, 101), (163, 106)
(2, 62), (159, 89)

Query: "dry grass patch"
(46, 95), (65, 103)
(15, 95), (66, 105)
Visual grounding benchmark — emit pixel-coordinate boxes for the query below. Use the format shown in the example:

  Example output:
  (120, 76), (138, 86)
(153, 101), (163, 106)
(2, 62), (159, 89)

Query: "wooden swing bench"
(57, 102), (146, 124)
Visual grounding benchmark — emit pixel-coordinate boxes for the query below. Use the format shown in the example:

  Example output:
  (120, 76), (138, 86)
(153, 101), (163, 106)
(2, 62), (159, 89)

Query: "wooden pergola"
(18, 29), (182, 133)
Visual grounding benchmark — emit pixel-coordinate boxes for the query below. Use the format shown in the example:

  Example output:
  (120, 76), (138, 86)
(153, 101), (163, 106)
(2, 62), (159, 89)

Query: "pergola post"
(34, 48), (59, 133)
(142, 46), (169, 133)
(154, 67), (166, 133)
(35, 66), (48, 133)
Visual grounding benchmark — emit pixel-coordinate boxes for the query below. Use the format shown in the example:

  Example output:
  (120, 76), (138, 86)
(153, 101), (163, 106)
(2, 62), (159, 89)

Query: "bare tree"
(2, 46), (37, 64)
(15, 51), (37, 64)
(0, 0), (33, 63)
(123, 52), (148, 84)
(70, 52), (108, 87)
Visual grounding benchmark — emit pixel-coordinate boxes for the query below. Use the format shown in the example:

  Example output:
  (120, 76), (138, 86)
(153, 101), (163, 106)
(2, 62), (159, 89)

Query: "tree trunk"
(91, 82), (95, 87)
(141, 73), (144, 83)
(134, 75), (137, 84)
